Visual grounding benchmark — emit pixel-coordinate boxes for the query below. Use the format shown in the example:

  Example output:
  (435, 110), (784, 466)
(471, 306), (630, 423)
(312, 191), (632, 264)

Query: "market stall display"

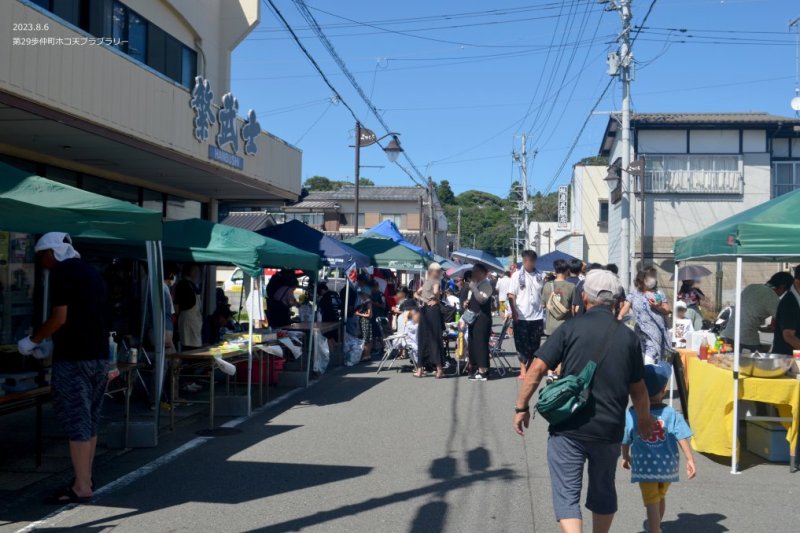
(0, 162), (166, 448)
(687, 356), (800, 469)
(674, 187), (800, 474)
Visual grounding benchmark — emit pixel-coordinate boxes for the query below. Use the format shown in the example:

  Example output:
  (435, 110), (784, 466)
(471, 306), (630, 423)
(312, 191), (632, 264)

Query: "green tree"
(531, 191), (559, 222)
(358, 177), (375, 187)
(577, 155), (609, 166)
(436, 180), (455, 205)
(304, 175), (337, 191)
(445, 189), (514, 257)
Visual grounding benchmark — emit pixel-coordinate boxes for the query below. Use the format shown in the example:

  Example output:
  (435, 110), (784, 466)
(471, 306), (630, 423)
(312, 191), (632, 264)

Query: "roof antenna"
(791, 16), (800, 116)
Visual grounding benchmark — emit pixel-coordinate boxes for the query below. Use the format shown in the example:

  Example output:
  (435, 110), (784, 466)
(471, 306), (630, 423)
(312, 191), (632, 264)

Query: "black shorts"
(51, 359), (108, 442)
(513, 319), (543, 364)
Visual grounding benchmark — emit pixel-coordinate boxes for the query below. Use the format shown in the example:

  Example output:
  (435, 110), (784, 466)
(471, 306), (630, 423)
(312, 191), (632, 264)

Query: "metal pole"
(731, 257), (743, 474)
(247, 276), (254, 416)
(428, 177), (435, 253)
(521, 134), (529, 250)
(457, 207), (462, 250)
(354, 122), (361, 236)
(418, 194), (424, 247)
(640, 171), (645, 270)
(619, 0), (633, 290)
(671, 261), (680, 406)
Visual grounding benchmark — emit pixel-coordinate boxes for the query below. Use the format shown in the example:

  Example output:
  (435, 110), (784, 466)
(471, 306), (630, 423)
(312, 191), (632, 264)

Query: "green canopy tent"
(164, 219), (322, 398)
(163, 219), (321, 276)
(674, 187), (800, 474)
(344, 235), (430, 271)
(0, 161), (166, 445)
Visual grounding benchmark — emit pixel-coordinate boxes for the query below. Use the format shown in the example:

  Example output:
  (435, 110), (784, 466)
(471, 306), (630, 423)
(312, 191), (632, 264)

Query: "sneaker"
(468, 372), (488, 382)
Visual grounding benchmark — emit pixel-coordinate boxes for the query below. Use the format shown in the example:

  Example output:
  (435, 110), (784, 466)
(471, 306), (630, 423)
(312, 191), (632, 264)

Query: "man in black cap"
(772, 267), (800, 355)
(722, 271), (794, 353)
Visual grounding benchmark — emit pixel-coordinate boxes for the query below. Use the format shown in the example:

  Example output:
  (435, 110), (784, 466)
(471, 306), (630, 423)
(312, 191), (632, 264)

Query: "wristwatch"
(514, 405), (529, 413)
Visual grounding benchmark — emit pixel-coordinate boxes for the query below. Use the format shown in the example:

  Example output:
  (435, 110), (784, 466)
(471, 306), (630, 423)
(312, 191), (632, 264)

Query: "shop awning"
(0, 161), (162, 241)
(674, 188), (800, 262)
(344, 235), (430, 271)
(163, 219), (320, 276)
(259, 220), (370, 268)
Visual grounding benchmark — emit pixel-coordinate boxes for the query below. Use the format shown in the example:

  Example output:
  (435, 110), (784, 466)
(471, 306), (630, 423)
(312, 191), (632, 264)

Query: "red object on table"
(235, 355), (286, 385)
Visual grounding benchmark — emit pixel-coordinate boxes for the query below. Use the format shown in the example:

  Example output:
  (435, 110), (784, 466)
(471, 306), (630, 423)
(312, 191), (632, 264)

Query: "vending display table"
(687, 357), (800, 471)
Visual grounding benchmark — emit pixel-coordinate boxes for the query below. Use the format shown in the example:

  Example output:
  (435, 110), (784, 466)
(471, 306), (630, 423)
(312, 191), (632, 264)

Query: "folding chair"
(377, 333), (412, 374)
(489, 317), (516, 377)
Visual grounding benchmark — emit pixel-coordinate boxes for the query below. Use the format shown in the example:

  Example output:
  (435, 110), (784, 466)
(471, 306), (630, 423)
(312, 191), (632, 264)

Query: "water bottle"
(108, 332), (120, 379)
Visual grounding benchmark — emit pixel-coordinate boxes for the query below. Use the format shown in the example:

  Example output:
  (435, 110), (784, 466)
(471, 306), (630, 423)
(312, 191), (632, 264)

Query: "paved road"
(5, 355), (799, 532)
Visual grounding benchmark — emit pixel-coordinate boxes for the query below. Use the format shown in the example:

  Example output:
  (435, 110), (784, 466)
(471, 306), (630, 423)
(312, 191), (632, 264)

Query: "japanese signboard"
(190, 76), (259, 170)
(557, 185), (569, 230)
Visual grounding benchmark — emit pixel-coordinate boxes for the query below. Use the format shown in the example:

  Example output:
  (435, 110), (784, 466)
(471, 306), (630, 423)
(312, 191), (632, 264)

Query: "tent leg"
(247, 276), (254, 416)
(670, 261), (680, 406)
(146, 242), (165, 443)
(731, 257), (743, 475)
(306, 282), (319, 388)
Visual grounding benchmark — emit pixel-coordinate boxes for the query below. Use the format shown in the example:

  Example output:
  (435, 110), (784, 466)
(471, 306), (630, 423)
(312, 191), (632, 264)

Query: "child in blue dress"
(622, 363), (696, 533)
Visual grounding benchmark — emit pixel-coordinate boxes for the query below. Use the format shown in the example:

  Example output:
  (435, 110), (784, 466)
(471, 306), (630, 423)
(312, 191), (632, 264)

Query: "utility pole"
(418, 194), (424, 247)
(606, 0), (634, 289)
(457, 207), (462, 250)
(427, 177), (436, 254)
(353, 122), (361, 236)
(513, 134), (534, 251)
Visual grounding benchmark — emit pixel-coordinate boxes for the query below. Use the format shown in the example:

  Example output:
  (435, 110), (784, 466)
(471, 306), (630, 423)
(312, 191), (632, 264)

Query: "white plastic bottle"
(108, 332), (120, 379)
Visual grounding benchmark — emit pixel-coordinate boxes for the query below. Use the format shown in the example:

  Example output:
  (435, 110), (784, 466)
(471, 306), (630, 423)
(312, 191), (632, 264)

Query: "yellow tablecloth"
(687, 357), (800, 456)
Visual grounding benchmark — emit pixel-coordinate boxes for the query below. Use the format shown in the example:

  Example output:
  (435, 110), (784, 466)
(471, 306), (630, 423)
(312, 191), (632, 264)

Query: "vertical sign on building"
(557, 185), (569, 230)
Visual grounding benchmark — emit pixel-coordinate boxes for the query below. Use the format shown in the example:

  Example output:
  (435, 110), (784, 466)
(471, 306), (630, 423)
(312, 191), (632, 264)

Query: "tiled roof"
(284, 200), (339, 210)
(305, 186), (426, 202)
(220, 211), (276, 232)
(628, 112), (800, 125)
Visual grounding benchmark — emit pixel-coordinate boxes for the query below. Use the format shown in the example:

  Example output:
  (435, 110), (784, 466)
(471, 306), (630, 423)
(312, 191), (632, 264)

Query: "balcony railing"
(644, 170), (744, 194)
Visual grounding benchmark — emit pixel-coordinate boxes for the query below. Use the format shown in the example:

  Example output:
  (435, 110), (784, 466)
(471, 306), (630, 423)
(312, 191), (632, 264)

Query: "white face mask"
(645, 277), (657, 290)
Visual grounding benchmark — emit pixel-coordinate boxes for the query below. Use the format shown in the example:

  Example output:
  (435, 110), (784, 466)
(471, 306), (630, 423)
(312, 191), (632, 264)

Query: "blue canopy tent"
(258, 220), (370, 269)
(535, 250), (580, 272)
(364, 220), (430, 257)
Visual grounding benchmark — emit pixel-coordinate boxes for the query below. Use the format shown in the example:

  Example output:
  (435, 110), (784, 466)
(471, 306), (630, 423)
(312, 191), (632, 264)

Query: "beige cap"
(583, 269), (623, 301)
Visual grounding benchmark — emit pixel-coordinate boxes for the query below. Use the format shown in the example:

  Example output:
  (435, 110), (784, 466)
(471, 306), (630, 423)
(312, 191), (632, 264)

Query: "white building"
(554, 165), (609, 265)
(600, 112), (800, 305)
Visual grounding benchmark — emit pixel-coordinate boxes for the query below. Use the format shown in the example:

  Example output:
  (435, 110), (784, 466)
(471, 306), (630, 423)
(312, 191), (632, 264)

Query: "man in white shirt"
(496, 271), (512, 318)
(507, 250), (545, 381)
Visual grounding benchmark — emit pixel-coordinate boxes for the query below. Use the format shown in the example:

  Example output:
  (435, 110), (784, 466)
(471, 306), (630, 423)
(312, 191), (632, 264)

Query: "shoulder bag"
(535, 322), (620, 426)
(460, 290), (478, 324)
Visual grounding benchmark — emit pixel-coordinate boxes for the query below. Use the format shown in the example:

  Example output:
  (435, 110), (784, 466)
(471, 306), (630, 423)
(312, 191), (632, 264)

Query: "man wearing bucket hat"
(17, 232), (110, 504)
(513, 269), (652, 533)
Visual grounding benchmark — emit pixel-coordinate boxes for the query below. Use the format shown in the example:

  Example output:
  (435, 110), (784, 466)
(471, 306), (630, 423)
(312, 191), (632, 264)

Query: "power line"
(291, 0), (427, 185)
(543, 78), (614, 194)
(263, 0), (360, 122)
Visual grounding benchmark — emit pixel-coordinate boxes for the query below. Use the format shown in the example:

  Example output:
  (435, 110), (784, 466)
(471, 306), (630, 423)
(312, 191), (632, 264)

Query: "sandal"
(45, 487), (92, 505)
(70, 477), (96, 491)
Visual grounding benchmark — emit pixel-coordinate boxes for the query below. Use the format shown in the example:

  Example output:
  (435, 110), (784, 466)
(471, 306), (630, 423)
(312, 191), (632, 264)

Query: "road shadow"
(662, 512), (729, 532)
(409, 500), (448, 533)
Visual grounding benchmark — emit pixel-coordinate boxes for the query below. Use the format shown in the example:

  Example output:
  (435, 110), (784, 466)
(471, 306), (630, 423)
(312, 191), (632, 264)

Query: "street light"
(352, 124), (403, 235)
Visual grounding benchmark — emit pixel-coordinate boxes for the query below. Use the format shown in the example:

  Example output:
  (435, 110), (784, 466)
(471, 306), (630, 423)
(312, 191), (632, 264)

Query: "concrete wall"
(0, 0), (300, 197)
(571, 165), (609, 264)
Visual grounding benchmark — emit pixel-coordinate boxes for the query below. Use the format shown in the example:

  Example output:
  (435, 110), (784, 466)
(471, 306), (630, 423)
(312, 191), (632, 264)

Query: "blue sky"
(231, 0), (799, 196)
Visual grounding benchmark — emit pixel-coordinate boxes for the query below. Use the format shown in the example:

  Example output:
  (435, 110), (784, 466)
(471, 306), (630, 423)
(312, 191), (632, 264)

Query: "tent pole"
(146, 241), (165, 442)
(247, 275), (254, 416)
(306, 276), (319, 387)
(731, 256), (743, 475)
(670, 261), (679, 406)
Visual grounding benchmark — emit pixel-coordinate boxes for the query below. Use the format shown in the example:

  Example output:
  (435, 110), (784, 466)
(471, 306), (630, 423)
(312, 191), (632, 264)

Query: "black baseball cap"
(767, 272), (794, 288)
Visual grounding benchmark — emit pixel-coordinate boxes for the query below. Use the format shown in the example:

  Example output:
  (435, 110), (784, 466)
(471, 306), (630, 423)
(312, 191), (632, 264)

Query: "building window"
(166, 195), (202, 220)
(142, 189), (164, 216)
(32, 0), (196, 89)
(598, 200), (609, 230)
(381, 214), (405, 228)
(126, 8), (147, 63)
(286, 213), (324, 227)
(644, 155), (743, 194)
(773, 162), (800, 197)
(83, 175), (139, 204)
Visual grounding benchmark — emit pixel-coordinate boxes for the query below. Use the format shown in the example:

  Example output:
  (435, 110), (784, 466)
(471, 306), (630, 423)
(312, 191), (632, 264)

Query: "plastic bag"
(313, 331), (330, 374)
(343, 333), (364, 367)
(454, 331), (466, 360)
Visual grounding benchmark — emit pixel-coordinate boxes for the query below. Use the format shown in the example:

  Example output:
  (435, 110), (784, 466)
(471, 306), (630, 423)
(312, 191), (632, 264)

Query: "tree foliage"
(577, 155), (609, 166)
(436, 180), (455, 205)
(304, 175), (374, 191)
